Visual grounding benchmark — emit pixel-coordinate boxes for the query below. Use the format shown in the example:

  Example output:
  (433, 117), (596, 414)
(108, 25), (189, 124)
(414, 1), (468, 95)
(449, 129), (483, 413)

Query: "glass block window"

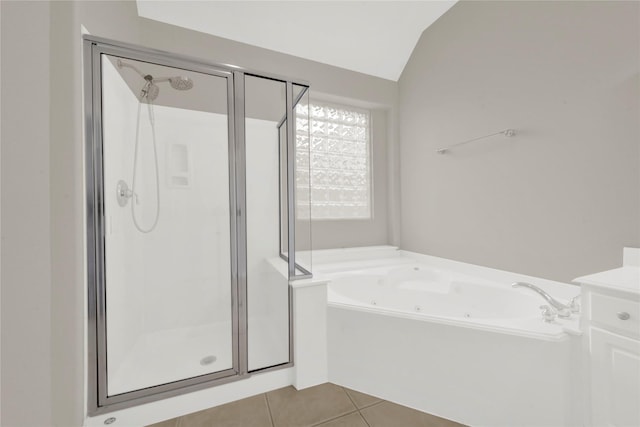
(296, 101), (371, 220)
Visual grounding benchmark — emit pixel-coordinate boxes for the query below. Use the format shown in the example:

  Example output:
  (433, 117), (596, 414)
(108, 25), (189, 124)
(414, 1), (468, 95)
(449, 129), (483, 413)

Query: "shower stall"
(84, 36), (312, 413)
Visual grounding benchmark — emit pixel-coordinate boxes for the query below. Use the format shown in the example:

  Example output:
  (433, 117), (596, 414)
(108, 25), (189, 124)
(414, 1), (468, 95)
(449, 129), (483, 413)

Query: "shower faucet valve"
(116, 180), (133, 207)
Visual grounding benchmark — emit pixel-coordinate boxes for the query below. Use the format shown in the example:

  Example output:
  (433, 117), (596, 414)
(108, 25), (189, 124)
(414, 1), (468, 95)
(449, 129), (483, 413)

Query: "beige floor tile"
(147, 418), (178, 427)
(178, 394), (272, 427)
(360, 401), (466, 427)
(314, 412), (369, 427)
(342, 387), (382, 409)
(267, 383), (357, 427)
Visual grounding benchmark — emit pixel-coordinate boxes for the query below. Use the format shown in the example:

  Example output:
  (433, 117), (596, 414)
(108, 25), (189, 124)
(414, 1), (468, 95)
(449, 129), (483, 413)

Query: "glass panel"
(101, 54), (234, 395)
(245, 75), (290, 371)
(294, 85), (312, 274)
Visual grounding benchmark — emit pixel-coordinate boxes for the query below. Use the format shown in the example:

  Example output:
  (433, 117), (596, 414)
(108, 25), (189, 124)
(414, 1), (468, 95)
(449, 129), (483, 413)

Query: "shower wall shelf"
(436, 128), (516, 154)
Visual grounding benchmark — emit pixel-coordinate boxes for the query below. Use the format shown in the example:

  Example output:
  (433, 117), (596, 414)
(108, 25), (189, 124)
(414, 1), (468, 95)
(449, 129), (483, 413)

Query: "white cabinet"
(590, 326), (640, 426)
(579, 277), (640, 427)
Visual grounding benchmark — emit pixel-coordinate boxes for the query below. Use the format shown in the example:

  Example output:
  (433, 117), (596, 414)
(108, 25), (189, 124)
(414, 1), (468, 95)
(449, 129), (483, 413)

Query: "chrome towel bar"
(436, 128), (516, 154)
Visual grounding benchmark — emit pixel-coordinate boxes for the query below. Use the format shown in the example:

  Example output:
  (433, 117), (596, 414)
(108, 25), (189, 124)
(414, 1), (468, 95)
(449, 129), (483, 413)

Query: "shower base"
(108, 321), (233, 396)
(108, 318), (289, 396)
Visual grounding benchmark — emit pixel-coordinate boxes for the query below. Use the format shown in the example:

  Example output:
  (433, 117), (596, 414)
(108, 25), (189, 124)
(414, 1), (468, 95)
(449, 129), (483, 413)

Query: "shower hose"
(131, 99), (160, 233)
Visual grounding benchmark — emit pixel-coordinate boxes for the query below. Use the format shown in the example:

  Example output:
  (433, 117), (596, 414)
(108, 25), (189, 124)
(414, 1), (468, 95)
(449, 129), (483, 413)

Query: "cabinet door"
(591, 327), (640, 427)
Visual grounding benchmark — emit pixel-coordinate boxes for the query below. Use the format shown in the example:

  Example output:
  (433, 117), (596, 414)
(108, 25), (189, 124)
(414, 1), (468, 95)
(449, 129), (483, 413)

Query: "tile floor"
(148, 383), (466, 427)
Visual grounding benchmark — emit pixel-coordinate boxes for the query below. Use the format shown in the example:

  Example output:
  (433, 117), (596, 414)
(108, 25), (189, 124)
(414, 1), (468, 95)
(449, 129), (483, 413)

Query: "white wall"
(399, 1), (640, 283)
(0, 2), (52, 426)
(0, 2), (53, 426)
(0, 0), (2, 418)
(49, 2), (85, 424)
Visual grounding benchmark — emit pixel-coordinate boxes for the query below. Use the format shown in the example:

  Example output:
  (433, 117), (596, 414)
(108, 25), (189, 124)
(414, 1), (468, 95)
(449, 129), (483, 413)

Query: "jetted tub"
(319, 247), (583, 427)
(328, 264), (579, 341)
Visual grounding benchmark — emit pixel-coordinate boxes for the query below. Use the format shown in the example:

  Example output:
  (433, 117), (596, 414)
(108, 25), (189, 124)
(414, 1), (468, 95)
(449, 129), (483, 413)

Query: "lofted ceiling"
(136, 1), (457, 81)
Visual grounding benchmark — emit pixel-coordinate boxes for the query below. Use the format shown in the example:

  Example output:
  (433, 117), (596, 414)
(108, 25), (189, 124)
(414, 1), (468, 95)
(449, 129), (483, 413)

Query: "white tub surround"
(329, 307), (580, 427)
(575, 248), (640, 427)
(311, 245), (402, 265)
(263, 256), (330, 390)
(292, 277), (330, 390)
(317, 246), (582, 427)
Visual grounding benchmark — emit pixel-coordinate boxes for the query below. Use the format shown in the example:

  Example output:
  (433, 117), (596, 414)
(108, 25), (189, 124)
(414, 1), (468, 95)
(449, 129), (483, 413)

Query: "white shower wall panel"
(137, 106), (231, 336)
(102, 57), (146, 377)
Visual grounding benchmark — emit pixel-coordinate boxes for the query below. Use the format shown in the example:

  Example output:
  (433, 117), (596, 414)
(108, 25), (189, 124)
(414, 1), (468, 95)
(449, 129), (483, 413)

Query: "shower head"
(169, 76), (194, 91)
(117, 59), (195, 101)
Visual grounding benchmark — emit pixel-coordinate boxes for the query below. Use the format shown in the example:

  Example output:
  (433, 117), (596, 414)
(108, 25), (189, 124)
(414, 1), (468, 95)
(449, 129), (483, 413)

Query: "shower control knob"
(116, 180), (133, 207)
(617, 312), (630, 321)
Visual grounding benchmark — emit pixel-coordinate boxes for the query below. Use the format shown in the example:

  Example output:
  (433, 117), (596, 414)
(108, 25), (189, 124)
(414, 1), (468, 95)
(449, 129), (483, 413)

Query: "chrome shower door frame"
(276, 86), (312, 279)
(85, 37), (241, 414)
(84, 35), (311, 415)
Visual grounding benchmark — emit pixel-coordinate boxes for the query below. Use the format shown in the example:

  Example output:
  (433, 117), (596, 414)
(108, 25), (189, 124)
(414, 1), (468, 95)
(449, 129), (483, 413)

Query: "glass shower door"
(87, 37), (312, 413)
(244, 75), (291, 371)
(99, 54), (237, 397)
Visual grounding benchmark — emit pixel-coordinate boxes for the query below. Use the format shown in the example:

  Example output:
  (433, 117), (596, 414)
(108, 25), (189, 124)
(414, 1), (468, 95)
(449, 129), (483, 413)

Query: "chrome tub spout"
(512, 282), (572, 318)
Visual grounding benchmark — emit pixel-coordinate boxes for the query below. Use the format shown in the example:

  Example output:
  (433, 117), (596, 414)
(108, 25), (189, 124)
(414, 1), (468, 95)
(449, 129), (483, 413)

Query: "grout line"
(357, 399), (384, 427)
(362, 400), (385, 409)
(340, 386), (359, 410)
(358, 410), (372, 427)
(264, 393), (276, 427)
(356, 399), (385, 410)
(310, 409), (360, 427)
(359, 399), (385, 423)
(340, 386), (384, 411)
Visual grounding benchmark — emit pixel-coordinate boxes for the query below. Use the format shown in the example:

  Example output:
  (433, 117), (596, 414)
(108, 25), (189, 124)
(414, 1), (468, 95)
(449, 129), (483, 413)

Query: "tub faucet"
(512, 282), (572, 318)
(567, 294), (581, 314)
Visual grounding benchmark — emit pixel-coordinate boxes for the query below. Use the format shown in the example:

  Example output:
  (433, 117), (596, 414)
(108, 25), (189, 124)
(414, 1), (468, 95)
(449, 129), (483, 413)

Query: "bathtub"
(320, 247), (583, 427)
(328, 264), (579, 341)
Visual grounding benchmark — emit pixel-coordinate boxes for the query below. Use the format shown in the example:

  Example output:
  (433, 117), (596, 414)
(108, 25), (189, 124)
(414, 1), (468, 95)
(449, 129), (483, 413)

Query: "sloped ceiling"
(136, 1), (457, 81)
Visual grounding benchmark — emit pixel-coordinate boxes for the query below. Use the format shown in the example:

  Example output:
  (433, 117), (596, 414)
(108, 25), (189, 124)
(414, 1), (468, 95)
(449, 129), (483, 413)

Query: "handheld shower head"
(117, 60), (194, 100)
(140, 80), (159, 102)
